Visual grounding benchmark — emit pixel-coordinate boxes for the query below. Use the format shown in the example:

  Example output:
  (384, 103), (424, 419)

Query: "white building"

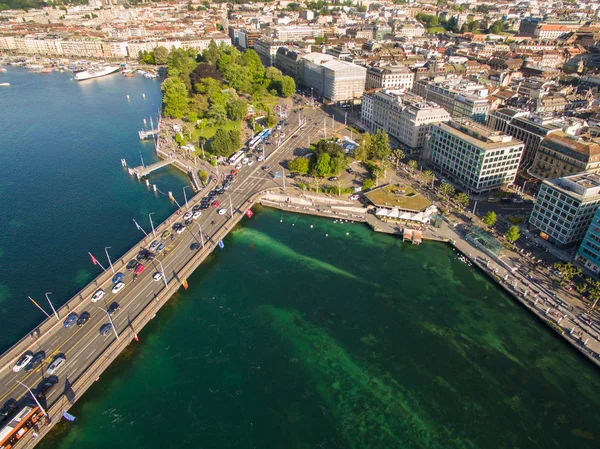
(273, 25), (323, 41)
(365, 62), (414, 91)
(301, 53), (366, 103)
(529, 173), (600, 248)
(425, 120), (524, 194)
(361, 89), (450, 153)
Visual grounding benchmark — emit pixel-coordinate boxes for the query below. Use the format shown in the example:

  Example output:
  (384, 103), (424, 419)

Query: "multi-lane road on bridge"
(0, 101), (338, 447)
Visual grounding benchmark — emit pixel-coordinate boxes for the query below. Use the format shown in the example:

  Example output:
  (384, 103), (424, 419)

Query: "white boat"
(75, 65), (120, 81)
(0, 82), (10, 86)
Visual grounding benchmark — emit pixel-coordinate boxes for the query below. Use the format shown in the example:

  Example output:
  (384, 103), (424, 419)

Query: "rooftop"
(542, 132), (600, 162)
(364, 184), (432, 212)
(544, 173), (600, 200)
(434, 120), (523, 150)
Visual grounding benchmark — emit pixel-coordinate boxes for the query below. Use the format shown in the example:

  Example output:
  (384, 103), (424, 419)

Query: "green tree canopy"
(287, 157), (310, 174)
(454, 192), (470, 209)
(154, 46), (169, 65)
(482, 211), (497, 227)
(369, 130), (390, 161)
(314, 153), (332, 177)
(162, 77), (189, 118)
(505, 225), (521, 243)
(227, 99), (247, 121)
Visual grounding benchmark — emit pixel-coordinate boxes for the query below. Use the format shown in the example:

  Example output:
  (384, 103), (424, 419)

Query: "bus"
(228, 150), (245, 166)
(247, 135), (262, 151)
(0, 405), (44, 449)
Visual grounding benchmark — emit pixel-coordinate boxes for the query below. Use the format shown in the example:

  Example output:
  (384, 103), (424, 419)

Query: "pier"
(138, 129), (159, 140)
(128, 158), (174, 178)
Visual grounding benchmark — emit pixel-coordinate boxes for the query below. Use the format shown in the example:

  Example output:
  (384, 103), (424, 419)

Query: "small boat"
(0, 82), (10, 86)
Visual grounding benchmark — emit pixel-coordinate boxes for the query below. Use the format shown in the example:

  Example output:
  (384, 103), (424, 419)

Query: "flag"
(218, 240), (225, 249)
(245, 209), (254, 218)
(133, 334), (139, 342)
(89, 252), (99, 265)
(182, 279), (188, 290)
(28, 296), (50, 318)
(62, 411), (76, 422)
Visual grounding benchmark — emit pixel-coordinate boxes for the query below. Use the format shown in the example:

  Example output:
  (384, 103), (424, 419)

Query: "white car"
(91, 289), (105, 303)
(257, 155), (264, 162)
(235, 164), (242, 170)
(350, 194), (360, 201)
(192, 210), (201, 220)
(218, 208), (227, 215)
(183, 211), (193, 220)
(13, 353), (33, 372)
(112, 282), (125, 294)
(152, 272), (162, 281)
(242, 158), (249, 165)
(46, 356), (66, 375)
(176, 225), (186, 234)
(247, 160), (255, 166)
(149, 240), (160, 251)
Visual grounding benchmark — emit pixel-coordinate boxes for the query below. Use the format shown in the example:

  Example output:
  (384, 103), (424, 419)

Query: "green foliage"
(275, 76), (296, 97)
(227, 99), (247, 121)
(362, 178), (375, 191)
(153, 46), (169, 65)
(265, 109), (277, 128)
(454, 192), (470, 209)
(552, 262), (581, 285)
(482, 211), (497, 227)
(199, 170), (208, 185)
(315, 36), (327, 45)
(438, 182), (455, 203)
(489, 20), (508, 34)
(355, 133), (371, 161)
(175, 133), (185, 145)
(505, 225), (521, 243)
(392, 149), (405, 167)
(314, 153), (331, 177)
(161, 77), (189, 119)
(287, 157), (310, 175)
(408, 159), (419, 173)
(421, 170), (434, 186)
(211, 128), (240, 157)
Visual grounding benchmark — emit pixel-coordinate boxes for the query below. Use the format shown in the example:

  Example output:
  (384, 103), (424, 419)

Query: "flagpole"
(133, 219), (148, 236)
(88, 252), (107, 271)
(28, 296), (50, 318)
(17, 381), (48, 417)
(45, 292), (60, 321)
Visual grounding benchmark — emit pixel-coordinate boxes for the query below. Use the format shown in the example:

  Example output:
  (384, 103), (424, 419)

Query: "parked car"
(99, 323), (113, 336)
(149, 240), (161, 251)
(183, 211), (193, 220)
(91, 289), (105, 303)
(112, 282), (125, 294)
(156, 243), (166, 253)
(328, 176), (338, 181)
(46, 355), (66, 375)
(63, 312), (78, 328)
(13, 352), (33, 372)
(36, 377), (58, 398)
(77, 311), (91, 327)
(350, 194), (360, 201)
(193, 210), (202, 220)
(212, 199), (220, 208)
(112, 272), (124, 284)
(161, 230), (172, 240)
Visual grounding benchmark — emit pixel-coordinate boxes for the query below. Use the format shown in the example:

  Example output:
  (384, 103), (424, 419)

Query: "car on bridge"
(99, 323), (113, 337)
(136, 249), (150, 261)
(107, 302), (120, 317)
(190, 242), (200, 251)
(46, 355), (66, 375)
(24, 351), (45, 372)
(91, 289), (105, 303)
(183, 211), (193, 220)
(126, 259), (138, 271)
(212, 199), (220, 208)
(63, 312), (78, 328)
(149, 240), (161, 251)
(175, 224), (186, 234)
(193, 204), (201, 212)
(218, 208), (227, 216)
(193, 210), (202, 220)
(112, 282), (125, 294)
(156, 243), (166, 253)
(77, 311), (90, 327)
(135, 264), (145, 275)
(161, 230), (172, 240)
(13, 352), (33, 372)
(152, 272), (162, 282)
(36, 376), (58, 399)
(112, 272), (124, 284)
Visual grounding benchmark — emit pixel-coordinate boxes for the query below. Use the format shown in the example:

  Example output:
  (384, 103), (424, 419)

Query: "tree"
(355, 133), (372, 161)
(505, 225), (521, 243)
(438, 182), (455, 207)
(265, 109), (277, 128)
(278, 75), (296, 97)
(199, 170), (208, 185)
(454, 192), (470, 209)
(154, 46), (169, 65)
(392, 149), (405, 168)
(362, 178), (375, 191)
(161, 77), (188, 118)
(369, 130), (390, 161)
(552, 262), (580, 285)
(588, 281), (600, 310)
(421, 170), (435, 187)
(212, 128), (233, 157)
(314, 153), (331, 177)
(287, 157), (310, 174)
(408, 159), (419, 174)
(227, 99), (247, 121)
(482, 211), (497, 227)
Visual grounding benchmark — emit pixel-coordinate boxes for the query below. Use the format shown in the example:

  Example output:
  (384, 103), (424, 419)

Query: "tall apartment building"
(413, 76), (489, 123)
(275, 47), (303, 81)
(424, 120), (524, 193)
(365, 62), (414, 91)
(575, 207), (600, 274)
(254, 38), (282, 67)
(529, 132), (600, 179)
(529, 173), (600, 248)
(361, 89), (450, 153)
(487, 108), (562, 169)
(237, 29), (263, 50)
(301, 53), (366, 103)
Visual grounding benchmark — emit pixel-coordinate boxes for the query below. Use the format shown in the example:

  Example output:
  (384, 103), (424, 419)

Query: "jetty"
(138, 129), (159, 140)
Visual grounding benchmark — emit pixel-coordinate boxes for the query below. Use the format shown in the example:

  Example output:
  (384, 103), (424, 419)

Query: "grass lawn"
(191, 120), (241, 142)
(364, 184), (432, 212)
(427, 26), (446, 34)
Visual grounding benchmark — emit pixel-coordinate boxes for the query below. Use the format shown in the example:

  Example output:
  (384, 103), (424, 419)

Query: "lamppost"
(45, 292), (60, 321)
(16, 381), (47, 417)
(157, 260), (168, 288)
(149, 212), (156, 237)
(196, 223), (204, 248)
(104, 247), (114, 273)
(182, 186), (190, 210)
(98, 307), (119, 340)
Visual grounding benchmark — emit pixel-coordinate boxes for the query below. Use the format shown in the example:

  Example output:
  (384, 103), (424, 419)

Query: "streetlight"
(157, 260), (168, 288)
(149, 212), (156, 237)
(228, 194), (234, 218)
(196, 222), (204, 249)
(45, 292), (60, 321)
(182, 186), (190, 210)
(104, 247), (115, 273)
(98, 307), (119, 340)
(17, 381), (47, 417)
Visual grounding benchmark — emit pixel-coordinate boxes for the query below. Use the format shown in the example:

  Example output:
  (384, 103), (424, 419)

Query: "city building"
(424, 120), (524, 194)
(413, 76), (489, 123)
(529, 132), (600, 179)
(575, 207), (600, 274)
(254, 38), (282, 67)
(487, 108), (562, 169)
(361, 89), (450, 153)
(275, 46), (303, 81)
(529, 173), (600, 248)
(365, 62), (414, 91)
(533, 25), (570, 40)
(301, 53), (366, 103)
(272, 25), (323, 41)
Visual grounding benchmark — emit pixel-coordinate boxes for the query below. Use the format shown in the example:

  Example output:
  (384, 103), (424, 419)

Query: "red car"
(134, 264), (145, 275)
(211, 199), (220, 207)
(230, 169), (238, 176)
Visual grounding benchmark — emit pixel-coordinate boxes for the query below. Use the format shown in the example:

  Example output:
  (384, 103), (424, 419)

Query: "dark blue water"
(0, 68), (188, 350)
